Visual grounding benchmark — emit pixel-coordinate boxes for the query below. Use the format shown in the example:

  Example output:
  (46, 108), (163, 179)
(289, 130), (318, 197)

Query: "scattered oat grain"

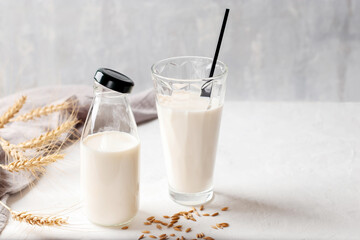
(138, 234), (145, 240)
(220, 223), (229, 227)
(149, 235), (157, 239)
(185, 228), (191, 233)
(159, 234), (167, 239)
(196, 232), (205, 238)
(192, 207), (200, 217)
(221, 207), (228, 211)
(142, 230), (150, 233)
(121, 226), (128, 230)
(202, 213), (210, 216)
(211, 212), (219, 217)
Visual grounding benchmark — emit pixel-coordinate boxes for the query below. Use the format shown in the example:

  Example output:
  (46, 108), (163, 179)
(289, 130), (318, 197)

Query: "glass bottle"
(81, 68), (140, 226)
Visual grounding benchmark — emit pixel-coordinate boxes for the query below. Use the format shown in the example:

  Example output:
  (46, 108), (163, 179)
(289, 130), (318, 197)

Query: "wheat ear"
(0, 153), (64, 173)
(12, 101), (71, 122)
(0, 201), (68, 227)
(0, 96), (27, 128)
(0, 137), (27, 162)
(17, 119), (79, 149)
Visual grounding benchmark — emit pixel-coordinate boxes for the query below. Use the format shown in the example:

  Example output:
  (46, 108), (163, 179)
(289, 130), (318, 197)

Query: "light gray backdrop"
(0, 0), (359, 101)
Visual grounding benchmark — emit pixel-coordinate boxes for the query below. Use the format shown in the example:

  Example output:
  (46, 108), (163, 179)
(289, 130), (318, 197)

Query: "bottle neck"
(93, 81), (127, 99)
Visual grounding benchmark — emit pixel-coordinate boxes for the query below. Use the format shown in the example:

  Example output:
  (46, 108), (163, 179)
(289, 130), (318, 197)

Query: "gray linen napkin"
(0, 85), (157, 233)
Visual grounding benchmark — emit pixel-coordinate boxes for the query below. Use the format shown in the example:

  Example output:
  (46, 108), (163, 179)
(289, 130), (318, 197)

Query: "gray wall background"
(0, 0), (359, 101)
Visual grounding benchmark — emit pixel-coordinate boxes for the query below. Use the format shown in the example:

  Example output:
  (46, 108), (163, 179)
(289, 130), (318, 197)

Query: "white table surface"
(2, 102), (360, 239)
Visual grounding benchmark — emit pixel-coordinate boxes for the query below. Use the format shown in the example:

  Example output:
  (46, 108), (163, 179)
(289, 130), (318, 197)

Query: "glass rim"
(151, 56), (228, 82)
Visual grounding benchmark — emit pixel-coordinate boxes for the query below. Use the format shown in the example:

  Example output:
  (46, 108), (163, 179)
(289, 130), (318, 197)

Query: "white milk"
(157, 92), (223, 193)
(81, 131), (140, 226)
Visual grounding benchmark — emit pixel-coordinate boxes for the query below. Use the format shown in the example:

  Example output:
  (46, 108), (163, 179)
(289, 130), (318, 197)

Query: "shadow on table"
(93, 209), (152, 231)
(213, 190), (316, 221)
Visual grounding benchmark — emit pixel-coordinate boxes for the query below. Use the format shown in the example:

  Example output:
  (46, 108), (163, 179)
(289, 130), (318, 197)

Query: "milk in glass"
(157, 92), (222, 193)
(81, 131), (139, 226)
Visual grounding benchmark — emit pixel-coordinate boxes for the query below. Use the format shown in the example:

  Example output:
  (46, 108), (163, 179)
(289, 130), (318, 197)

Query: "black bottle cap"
(94, 68), (134, 93)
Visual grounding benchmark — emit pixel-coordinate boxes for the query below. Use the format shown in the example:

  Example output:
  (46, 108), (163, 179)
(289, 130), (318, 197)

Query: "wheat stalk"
(0, 153), (64, 173)
(0, 96), (27, 128)
(0, 201), (68, 227)
(17, 119), (79, 149)
(12, 101), (71, 122)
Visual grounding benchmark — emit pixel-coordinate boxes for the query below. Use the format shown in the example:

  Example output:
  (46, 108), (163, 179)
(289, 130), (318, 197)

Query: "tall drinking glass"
(152, 56), (227, 205)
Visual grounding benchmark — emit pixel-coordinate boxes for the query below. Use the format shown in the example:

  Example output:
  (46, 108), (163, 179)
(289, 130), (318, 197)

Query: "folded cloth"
(0, 85), (157, 232)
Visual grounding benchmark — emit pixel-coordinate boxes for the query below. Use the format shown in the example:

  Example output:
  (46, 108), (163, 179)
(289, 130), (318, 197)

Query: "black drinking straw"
(201, 8), (230, 97)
